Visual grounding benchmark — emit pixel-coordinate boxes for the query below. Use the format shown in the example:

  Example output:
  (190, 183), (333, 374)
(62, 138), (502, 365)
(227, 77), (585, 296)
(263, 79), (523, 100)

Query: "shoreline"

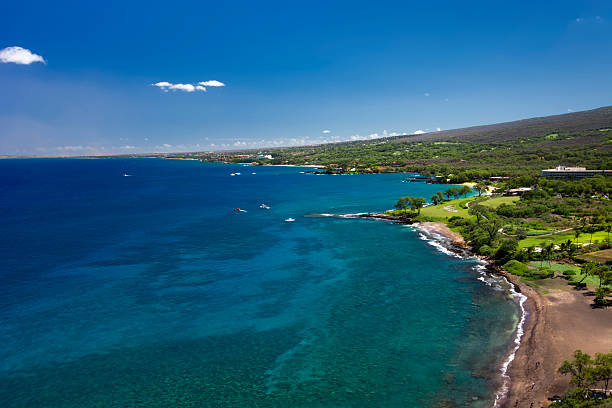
(407, 220), (612, 408)
(413, 221), (529, 407)
(319, 212), (612, 406)
(354, 213), (531, 405)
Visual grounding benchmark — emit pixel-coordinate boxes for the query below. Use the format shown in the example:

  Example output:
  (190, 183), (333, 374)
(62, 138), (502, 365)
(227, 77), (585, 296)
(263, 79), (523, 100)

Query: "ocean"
(0, 158), (520, 407)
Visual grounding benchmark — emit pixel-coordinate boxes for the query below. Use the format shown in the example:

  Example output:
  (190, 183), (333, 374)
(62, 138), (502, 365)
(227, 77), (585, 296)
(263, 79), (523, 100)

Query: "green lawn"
(413, 195), (518, 221)
(527, 262), (609, 287)
(419, 197), (477, 220)
(518, 230), (611, 248)
(477, 196), (520, 208)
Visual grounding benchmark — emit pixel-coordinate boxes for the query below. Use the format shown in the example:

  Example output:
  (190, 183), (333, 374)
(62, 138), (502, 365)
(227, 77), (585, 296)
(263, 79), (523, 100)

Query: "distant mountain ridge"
(387, 105), (612, 144)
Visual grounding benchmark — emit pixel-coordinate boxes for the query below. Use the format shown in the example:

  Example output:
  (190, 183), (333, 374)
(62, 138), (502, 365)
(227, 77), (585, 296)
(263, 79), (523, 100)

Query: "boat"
(123, 173), (131, 177)
(259, 204), (270, 209)
(234, 208), (247, 212)
(284, 218), (295, 222)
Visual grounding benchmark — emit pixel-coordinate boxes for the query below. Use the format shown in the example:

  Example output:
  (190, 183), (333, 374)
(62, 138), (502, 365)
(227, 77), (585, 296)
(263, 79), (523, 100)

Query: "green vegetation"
(420, 197), (475, 220)
(193, 106), (612, 182)
(477, 196), (519, 208)
(550, 350), (612, 407)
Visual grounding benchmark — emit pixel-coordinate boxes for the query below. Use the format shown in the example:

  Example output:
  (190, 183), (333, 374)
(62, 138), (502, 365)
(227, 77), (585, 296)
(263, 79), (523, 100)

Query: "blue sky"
(1, 0), (611, 156)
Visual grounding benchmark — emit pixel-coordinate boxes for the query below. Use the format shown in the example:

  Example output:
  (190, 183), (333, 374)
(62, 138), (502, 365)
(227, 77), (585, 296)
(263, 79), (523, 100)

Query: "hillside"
(199, 106), (612, 180)
(114, 106), (612, 181)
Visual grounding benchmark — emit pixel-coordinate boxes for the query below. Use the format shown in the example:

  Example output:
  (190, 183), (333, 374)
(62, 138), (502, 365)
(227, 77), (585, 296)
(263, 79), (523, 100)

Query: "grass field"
(518, 230), (611, 249)
(527, 261), (609, 287)
(477, 196), (520, 208)
(419, 197), (476, 220)
(414, 195), (519, 221)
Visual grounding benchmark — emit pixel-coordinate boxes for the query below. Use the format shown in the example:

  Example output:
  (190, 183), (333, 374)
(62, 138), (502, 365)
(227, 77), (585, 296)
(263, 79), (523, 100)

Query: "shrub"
(529, 267), (554, 280)
(478, 245), (494, 257)
(503, 260), (529, 276)
(562, 270), (576, 277)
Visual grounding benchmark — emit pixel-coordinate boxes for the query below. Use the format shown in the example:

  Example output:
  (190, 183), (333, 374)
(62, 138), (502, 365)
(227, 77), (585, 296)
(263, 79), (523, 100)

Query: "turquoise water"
(0, 159), (519, 407)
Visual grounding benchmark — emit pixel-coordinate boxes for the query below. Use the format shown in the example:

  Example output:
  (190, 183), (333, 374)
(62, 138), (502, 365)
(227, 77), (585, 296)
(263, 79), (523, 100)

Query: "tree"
(574, 228), (582, 244)
(543, 242), (556, 267)
(558, 350), (596, 396)
(591, 265), (611, 289)
(410, 197), (427, 215)
(460, 185), (473, 198)
(444, 188), (455, 200)
(482, 218), (502, 242)
(394, 197), (408, 213)
(474, 183), (487, 196)
(408, 197), (427, 215)
(594, 352), (612, 394)
(606, 224), (612, 244)
(575, 262), (597, 286)
(584, 225), (598, 246)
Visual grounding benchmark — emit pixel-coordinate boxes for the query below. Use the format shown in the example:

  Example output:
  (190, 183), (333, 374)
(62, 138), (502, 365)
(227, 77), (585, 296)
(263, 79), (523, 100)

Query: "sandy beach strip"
(413, 221), (612, 407)
(500, 274), (612, 407)
(413, 221), (465, 245)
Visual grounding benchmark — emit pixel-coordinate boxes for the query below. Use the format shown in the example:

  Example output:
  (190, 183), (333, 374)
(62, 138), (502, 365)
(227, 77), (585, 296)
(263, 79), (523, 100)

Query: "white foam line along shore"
(414, 225), (528, 407)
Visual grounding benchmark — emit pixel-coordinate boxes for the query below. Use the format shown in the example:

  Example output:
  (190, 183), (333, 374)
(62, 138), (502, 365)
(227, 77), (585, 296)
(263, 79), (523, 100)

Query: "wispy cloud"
(199, 80), (225, 87)
(413, 130), (425, 134)
(0, 46), (46, 65)
(153, 82), (201, 92)
(153, 80), (225, 93)
(424, 92), (430, 97)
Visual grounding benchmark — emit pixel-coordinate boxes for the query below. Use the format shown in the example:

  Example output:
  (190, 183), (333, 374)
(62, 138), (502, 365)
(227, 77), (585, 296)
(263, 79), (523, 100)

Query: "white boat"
(123, 173), (131, 177)
(259, 204), (270, 209)
(284, 218), (295, 222)
(252, 172), (256, 175)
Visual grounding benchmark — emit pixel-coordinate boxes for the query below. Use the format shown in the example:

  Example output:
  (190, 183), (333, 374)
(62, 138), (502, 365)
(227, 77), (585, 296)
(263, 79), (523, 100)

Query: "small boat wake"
(305, 212), (370, 219)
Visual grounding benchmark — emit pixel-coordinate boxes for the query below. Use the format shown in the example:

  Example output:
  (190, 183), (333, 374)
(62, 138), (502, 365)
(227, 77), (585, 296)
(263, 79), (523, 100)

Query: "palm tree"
(574, 228), (582, 245)
(545, 242), (555, 266)
(525, 246), (535, 261)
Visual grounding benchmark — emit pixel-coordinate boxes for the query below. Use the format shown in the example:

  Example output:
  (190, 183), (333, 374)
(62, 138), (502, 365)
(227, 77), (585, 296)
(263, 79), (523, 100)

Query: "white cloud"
(322, 129), (331, 134)
(162, 143), (172, 148)
(413, 130), (425, 135)
(153, 80), (226, 93)
(436, 127), (441, 131)
(424, 92), (430, 97)
(0, 46), (46, 65)
(199, 80), (225, 87)
(121, 145), (136, 149)
(575, 18), (584, 22)
(153, 82), (205, 92)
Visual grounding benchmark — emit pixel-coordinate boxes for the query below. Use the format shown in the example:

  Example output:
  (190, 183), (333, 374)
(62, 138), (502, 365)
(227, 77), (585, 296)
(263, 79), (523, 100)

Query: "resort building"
(541, 166), (612, 179)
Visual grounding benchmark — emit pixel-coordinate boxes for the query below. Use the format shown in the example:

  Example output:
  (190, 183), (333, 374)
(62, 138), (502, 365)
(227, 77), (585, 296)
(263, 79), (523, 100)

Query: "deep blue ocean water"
(0, 159), (519, 407)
